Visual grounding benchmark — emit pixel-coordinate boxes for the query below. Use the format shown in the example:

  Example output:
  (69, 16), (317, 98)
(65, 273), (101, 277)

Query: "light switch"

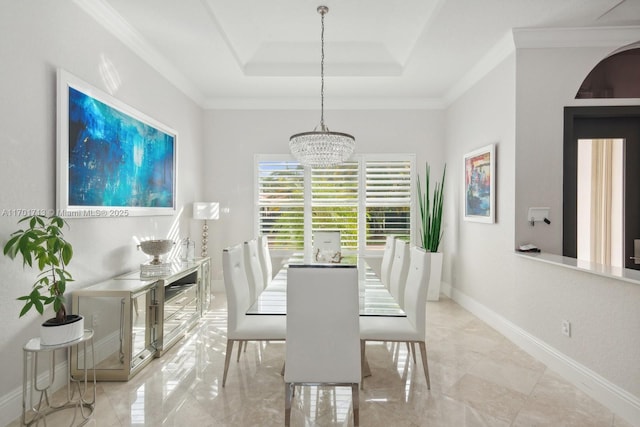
(527, 207), (550, 225)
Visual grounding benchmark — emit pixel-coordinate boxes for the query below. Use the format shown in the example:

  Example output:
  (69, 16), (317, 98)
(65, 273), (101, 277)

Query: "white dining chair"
(222, 244), (286, 387)
(243, 239), (265, 304)
(257, 235), (273, 288)
(389, 239), (409, 308)
(284, 265), (361, 426)
(359, 246), (431, 389)
(380, 235), (396, 288)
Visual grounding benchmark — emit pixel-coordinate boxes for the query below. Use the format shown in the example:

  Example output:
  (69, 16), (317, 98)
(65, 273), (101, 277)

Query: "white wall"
(446, 44), (640, 425)
(0, 1), (204, 422)
(2, 2), (637, 424)
(514, 46), (615, 252)
(444, 53), (517, 314)
(202, 109), (446, 286)
(514, 42), (640, 407)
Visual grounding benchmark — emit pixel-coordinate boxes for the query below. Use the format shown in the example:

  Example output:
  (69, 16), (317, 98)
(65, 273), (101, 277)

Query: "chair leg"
(222, 339), (235, 387)
(236, 340), (244, 362)
(418, 341), (430, 389)
(410, 342), (417, 364)
(352, 383), (359, 426)
(284, 382), (294, 427)
(360, 340), (366, 389)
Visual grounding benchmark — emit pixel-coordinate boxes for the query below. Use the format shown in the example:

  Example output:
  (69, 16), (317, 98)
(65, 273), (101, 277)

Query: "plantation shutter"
(365, 160), (412, 248)
(257, 160), (304, 250)
(256, 155), (414, 252)
(311, 162), (359, 250)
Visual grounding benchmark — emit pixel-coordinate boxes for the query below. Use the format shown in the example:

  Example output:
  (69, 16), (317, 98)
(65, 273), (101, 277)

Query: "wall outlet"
(561, 319), (571, 337)
(92, 314), (99, 327)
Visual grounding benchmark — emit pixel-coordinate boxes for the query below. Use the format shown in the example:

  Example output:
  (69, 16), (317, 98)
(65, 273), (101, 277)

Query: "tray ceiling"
(75, 0), (640, 108)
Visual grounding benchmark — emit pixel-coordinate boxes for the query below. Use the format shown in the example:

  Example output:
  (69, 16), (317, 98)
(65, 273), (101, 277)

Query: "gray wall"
(0, 2), (204, 423)
(445, 42), (640, 425)
(1, 1), (638, 425)
(514, 42), (640, 400)
(202, 108), (446, 285)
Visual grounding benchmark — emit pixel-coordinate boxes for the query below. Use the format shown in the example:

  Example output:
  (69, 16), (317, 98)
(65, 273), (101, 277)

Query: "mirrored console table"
(71, 258), (211, 381)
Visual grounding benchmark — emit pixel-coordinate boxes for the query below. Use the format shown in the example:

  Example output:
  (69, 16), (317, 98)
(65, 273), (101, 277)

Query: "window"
(256, 154), (415, 253)
(312, 163), (359, 250)
(365, 161), (412, 248)
(256, 160), (304, 250)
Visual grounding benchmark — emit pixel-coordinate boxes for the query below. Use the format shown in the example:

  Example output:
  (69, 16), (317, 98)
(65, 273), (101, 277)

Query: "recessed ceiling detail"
(79, 0), (640, 109)
(244, 42), (402, 76)
(202, 0), (437, 77)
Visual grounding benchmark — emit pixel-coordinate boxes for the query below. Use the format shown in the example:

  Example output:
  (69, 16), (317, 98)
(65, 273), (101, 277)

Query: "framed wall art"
(57, 69), (177, 217)
(463, 144), (495, 223)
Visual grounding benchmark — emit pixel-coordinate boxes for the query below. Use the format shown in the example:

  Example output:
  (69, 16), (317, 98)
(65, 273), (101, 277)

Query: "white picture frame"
(57, 69), (178, 218)
(463, 144), (495, 223)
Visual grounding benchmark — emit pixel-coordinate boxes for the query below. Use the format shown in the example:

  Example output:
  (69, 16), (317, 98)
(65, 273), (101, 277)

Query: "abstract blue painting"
(66, 87), (175, 210)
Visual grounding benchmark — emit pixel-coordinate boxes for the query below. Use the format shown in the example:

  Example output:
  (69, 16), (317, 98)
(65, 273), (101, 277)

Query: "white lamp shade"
(193, 202), (220, 220)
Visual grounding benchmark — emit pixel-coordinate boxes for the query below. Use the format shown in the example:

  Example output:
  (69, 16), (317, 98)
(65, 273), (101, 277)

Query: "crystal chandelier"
(289, 5), (355, 168)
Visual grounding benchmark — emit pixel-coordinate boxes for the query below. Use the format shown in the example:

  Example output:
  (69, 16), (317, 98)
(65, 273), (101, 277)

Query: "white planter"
(426, 252), (443, 301)
(40, 315), (85, 346)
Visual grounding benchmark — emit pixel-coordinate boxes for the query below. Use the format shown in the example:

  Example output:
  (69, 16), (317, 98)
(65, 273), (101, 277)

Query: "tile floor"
(10, 294), (633, 426)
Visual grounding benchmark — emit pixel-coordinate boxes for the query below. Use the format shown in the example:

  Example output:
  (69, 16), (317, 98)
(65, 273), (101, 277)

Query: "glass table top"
(246, 259), (405, 317)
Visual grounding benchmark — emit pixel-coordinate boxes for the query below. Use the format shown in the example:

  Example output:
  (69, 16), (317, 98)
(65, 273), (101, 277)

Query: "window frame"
(254, 153), (416, 258)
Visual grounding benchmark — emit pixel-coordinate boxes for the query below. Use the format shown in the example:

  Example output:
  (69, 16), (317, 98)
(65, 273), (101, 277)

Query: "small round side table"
(22, 330), (96, 426)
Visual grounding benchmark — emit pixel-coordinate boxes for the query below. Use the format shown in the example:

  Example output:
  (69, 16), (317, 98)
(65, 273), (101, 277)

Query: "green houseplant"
(3, 215), (83, 343)
(417, 163), (446, 301)
(417, 163), (446, 252)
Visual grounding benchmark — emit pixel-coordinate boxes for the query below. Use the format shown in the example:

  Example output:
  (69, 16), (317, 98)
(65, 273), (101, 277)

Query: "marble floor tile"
(443, 373), (528, 423)
(465, 356), (543, 396)
(512, 370), (615, 427)
(6, 294), (629, 427)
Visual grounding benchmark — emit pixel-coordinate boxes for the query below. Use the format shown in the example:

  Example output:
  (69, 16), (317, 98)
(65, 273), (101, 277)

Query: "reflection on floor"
(10, 294), (633, 426)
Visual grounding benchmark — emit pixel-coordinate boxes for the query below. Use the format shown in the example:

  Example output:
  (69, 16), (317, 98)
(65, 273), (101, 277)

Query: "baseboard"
(0, 329), (122, 426)
(449, 287), (640, 427)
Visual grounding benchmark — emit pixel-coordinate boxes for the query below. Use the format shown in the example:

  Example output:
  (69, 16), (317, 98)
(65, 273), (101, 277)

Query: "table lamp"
(193, 202), (219, 257)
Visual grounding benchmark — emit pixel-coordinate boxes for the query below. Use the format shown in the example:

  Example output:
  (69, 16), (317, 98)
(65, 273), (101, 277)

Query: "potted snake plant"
(417, 163), (446, 301)
(3, 214), (84, 345)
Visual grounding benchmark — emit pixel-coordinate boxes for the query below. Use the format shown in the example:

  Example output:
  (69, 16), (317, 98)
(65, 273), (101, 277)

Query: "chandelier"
(289, 5), (355, 168)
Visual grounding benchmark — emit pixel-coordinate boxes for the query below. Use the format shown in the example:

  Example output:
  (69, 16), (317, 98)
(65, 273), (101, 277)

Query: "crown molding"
(443, 31), (515, 106)
(70, 1), (640, 112)
(72, 0), (205, 107)
(513, 26), (640, 49)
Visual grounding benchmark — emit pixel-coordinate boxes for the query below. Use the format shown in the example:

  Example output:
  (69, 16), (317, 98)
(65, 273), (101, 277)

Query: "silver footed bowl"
(138, 239), (174, 264)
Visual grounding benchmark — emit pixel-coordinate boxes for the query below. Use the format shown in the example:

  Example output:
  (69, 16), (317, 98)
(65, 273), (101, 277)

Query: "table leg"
(22, 334), (96, 426)
(22, 350), (56, 426)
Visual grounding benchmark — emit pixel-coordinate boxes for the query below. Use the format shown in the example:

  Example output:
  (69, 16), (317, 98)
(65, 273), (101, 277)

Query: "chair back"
(222, 244), (251, 334)
(285, 265), (360, 384)
(403, 247), (430, 337)
(380, 235), (396, 287)
(243, 239), (265, 303)
(389, 239), (410, 308)
(257, 235), (273, 288)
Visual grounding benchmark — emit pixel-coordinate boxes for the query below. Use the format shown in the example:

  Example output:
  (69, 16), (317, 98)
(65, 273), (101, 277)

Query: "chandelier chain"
(288, 5), (355, 168)
(320, 9), (325, 129)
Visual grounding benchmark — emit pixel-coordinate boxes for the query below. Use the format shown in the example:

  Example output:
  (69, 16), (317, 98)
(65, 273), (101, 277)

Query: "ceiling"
(75, 0), (640, 109)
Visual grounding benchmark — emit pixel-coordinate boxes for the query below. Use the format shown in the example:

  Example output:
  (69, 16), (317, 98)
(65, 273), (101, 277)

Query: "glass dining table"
(246, 254), (405, 317)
